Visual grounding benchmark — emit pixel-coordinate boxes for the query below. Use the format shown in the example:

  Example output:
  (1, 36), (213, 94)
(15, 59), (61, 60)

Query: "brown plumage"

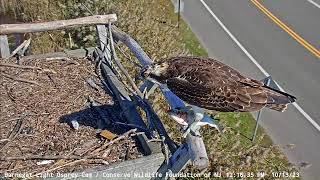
(143, 56), (296, 112)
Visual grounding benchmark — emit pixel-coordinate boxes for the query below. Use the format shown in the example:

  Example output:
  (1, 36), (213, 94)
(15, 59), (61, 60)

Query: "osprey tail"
(263, 85), (296, 112)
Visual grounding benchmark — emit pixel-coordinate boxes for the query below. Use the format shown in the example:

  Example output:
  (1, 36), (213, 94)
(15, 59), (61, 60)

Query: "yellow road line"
(251, 0), (320, 58)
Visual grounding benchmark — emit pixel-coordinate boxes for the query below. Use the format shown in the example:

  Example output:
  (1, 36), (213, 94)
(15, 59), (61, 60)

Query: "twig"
(44, 147), (80, 173)
(0, 118), (24, 152)
(3, 164), (30, 173)
(0, 63), (56, 74)
(98, 31), (142, 68)
(80, 3), (95, 16)
(0, 139), (10, 143)
(0, 63), (42, 70)
(0, 114), (29, 128)
(0, 113), (49, 126)
(1, 72), (40, 85)
(8, 38), (31, 59)
(91, 128), (137, 154)
(45, 57), (71, 61)
(85, 77), (100, 91)
(47, 33), (65, 52)
(7, 119), (23, 139)
(32, 159), (85, 178)
(0, 117), (21, 126)
(45, 56), (79, 66)
(108, 22), (143, 97)
(0, 155), (102, 161)
(4, 84), (15, 102)
(68, 32), (73, 48)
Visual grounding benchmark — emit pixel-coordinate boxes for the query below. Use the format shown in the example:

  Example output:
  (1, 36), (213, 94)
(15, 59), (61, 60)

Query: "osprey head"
(141, 61), (169, 80)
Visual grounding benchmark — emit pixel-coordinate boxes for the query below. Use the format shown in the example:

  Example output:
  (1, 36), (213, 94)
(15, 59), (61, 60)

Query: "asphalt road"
(181, 0), (320, 179)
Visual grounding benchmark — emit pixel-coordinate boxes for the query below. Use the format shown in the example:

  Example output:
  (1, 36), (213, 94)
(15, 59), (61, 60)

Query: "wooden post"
(0, 35), (10, 58)
(0, 14), (117, 35)
(186, 135), (209, 170)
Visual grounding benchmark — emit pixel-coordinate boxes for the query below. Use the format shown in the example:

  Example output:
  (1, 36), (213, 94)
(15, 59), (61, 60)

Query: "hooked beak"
(140, 65), (152, 79)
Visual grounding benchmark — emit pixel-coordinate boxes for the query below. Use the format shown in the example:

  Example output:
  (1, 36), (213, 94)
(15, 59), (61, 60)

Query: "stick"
(45, 57), (79, 65)
(45, 57), (71, 61)
(0, 155), (102, 161)
(0, 139), (10, 143)
(107, 22), (143, 97)
(0, 118), (24, 152)
(91, 128), (137, 154)
(0, 62), (42, 70)
(44, 147), (80, 173)
(0, 113), (49, 126)
(32, 159), (85, 178)
(0, 14), (117, 35)
(0, 117), (21, 126)
(8, 38), (31, 58)
(1, 72), (40, 85)
(0, 63), (56, 74)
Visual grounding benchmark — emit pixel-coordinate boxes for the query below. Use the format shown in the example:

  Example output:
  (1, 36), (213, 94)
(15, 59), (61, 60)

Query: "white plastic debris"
(71, 120), (80, 130)
(36, 160), (54, 165)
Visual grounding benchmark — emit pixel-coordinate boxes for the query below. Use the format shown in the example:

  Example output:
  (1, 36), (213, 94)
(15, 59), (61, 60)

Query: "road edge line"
(307, 0), (320, 8)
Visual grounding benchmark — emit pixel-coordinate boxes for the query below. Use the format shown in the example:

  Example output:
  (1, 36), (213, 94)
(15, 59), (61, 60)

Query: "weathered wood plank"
(96, 25), (110, 59)
(0, 14), (117, 35)
(0, 35), (10, 58)
(47, 153), (164, 180)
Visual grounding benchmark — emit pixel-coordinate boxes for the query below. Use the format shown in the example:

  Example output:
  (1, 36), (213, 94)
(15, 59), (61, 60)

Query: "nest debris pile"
(0, 57), (143, 176)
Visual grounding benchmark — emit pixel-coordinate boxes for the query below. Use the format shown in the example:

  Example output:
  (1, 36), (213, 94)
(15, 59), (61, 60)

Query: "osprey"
(142, 56), (296, 112)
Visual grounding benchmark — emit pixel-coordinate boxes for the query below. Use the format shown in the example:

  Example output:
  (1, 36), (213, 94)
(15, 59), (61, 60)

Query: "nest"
(0, 57), (143, 177)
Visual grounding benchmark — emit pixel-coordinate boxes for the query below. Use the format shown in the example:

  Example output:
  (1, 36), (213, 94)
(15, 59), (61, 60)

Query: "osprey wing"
(166, 58), (268, 112)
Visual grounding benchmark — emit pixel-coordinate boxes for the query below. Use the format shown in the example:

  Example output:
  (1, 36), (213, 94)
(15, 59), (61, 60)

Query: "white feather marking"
(176, 76), (188, 82)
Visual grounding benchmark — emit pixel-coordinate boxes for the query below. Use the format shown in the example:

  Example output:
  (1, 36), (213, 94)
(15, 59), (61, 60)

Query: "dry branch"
(0, 63), (56, 74)
(32, 159), (86, 178)
(92, 128), (137, 154)
(1, 72), (40, 85)
(0, 119), (24, 152)
(0, 62), (42, 70)
(0, 14), (117, 35)
(8, 38), (31, 58)
(0, 113), (49, 126)
(107, 23), (143, 97)
(0, 155), (101, 161)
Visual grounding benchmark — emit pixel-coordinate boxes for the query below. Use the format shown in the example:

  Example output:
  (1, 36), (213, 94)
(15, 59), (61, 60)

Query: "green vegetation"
(1, 0), (299, 179)
(178, 20), (208, 57)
